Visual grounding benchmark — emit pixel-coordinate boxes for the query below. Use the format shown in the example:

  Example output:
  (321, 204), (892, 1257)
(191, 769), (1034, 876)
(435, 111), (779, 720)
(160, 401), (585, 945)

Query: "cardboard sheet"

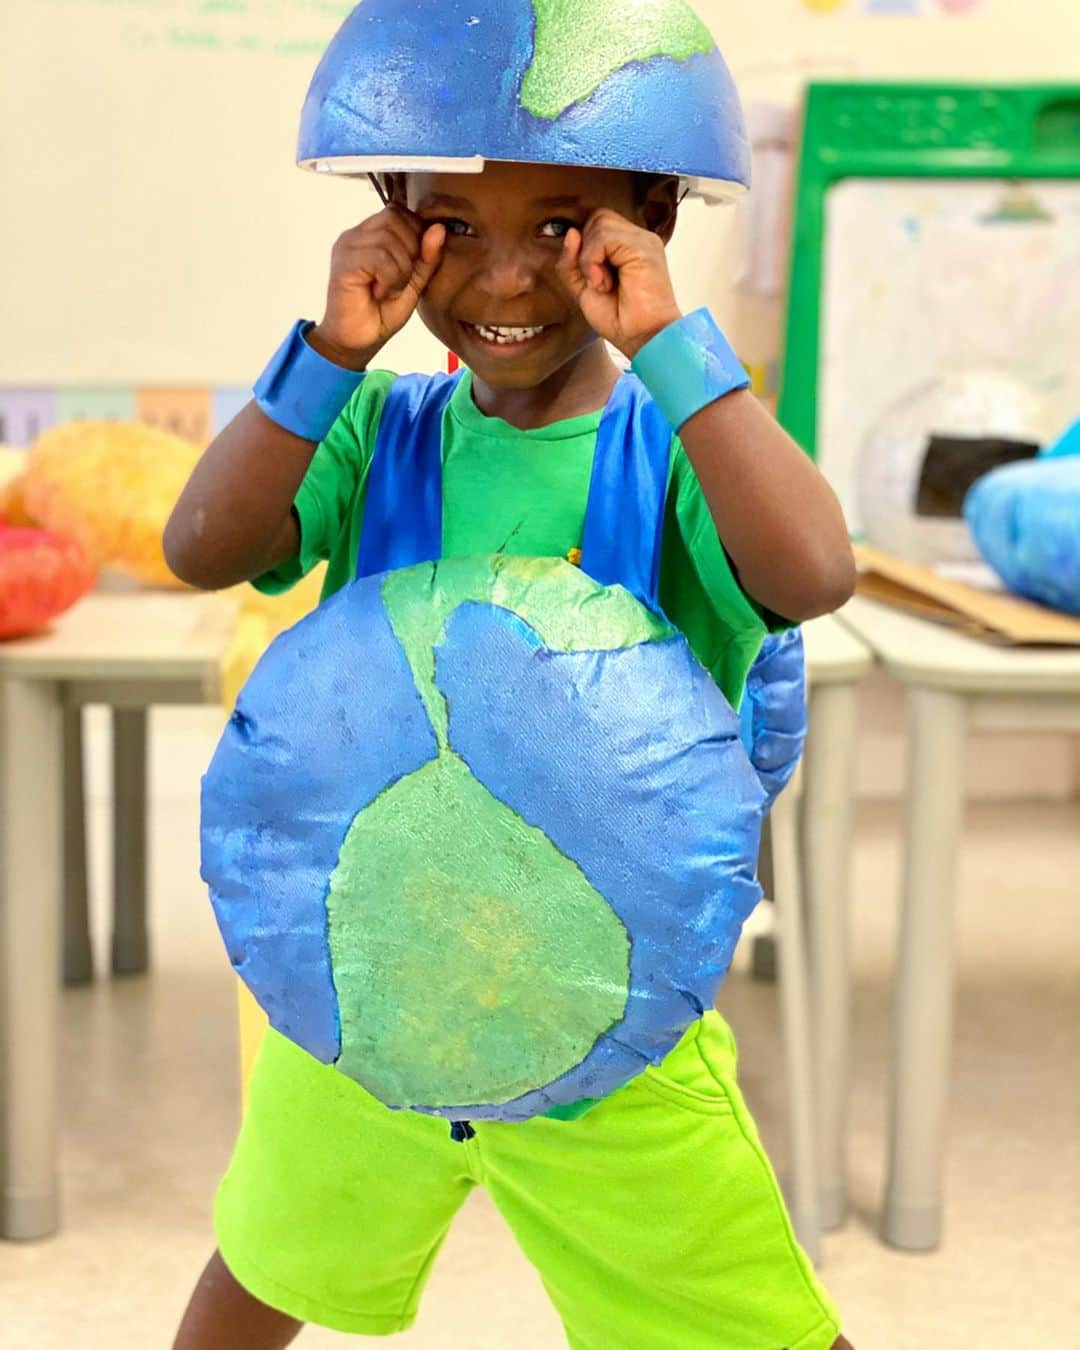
(854, 544), (1080, 646)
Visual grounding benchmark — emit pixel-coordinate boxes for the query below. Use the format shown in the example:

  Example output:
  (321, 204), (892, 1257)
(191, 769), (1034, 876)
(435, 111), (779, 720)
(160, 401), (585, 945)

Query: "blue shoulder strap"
(356, 372), (797, 819)
(356, 372), (461, 579)
(579, 373), (673, 610)
(358, 370), (673, 609)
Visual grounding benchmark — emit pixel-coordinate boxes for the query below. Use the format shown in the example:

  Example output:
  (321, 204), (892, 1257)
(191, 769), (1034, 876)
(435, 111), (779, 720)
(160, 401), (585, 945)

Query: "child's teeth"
(477, 324), (543, 343)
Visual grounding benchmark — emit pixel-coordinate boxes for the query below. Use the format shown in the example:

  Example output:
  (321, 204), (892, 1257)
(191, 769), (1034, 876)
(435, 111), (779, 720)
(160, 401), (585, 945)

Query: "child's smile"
(459, 319), (558, 357)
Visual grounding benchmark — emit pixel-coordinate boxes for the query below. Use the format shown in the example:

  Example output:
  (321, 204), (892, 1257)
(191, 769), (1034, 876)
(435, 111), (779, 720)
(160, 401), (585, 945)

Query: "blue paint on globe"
(965, 458), (1080, 617)
(201, 579), (439, 1063)
(741, 630), (807, 813)
(298, 0), (750, 190)
(436, 601), (764, 1117)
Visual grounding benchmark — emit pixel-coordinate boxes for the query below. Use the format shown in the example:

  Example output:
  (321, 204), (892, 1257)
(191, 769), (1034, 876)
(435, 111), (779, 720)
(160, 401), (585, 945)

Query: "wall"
(711, 0), (1080, 92)
(9, 1), (1077, 388)
(5, 0), (1079, 798)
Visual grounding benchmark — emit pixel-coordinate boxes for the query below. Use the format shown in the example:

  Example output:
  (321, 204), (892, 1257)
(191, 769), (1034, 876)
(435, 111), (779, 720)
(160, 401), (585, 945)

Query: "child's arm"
(558, 213), (855, 623)
(164, 211), (446, 591)
(663, 389), (854, 622)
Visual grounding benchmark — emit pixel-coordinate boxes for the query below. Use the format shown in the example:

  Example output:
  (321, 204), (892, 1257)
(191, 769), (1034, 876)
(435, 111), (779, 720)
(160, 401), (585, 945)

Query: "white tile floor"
(2, 717), (1078, 1348)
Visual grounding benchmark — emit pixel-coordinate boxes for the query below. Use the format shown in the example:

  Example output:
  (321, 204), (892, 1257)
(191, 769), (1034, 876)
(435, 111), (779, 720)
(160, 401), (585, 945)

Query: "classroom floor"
(1, 712), (1077, 1349)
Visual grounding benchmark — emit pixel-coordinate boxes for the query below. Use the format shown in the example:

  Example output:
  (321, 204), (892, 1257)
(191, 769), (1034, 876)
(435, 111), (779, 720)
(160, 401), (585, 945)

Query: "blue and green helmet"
(298, 0), (750, 202)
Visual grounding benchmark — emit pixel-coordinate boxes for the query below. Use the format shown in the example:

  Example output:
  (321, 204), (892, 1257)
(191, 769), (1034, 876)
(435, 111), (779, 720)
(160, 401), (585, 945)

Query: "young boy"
(166, 153), (855, 1348)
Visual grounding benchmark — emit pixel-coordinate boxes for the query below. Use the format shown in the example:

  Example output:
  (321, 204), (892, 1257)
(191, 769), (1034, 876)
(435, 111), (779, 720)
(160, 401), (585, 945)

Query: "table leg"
(751, 822), (778, 982)
(883, 687), (967, 1251)
(802, 681), (859, 1231)
(0, 677), (63, 1239)
(770, 780), (822, 1267)
(62, 706), (94, 986)
(111, 708), (148, 976)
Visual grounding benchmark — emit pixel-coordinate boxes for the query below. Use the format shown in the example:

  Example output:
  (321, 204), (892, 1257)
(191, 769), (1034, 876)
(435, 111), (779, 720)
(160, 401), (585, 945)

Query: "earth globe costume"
(202, 0), (805, 1128)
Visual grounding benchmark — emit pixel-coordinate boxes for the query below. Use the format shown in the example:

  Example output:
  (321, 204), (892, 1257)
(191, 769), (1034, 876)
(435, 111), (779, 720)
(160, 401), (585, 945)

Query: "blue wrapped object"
(965, 457), (1080, 616)
(297, 0), (750, 202)
(1040, 419), (1080, 461)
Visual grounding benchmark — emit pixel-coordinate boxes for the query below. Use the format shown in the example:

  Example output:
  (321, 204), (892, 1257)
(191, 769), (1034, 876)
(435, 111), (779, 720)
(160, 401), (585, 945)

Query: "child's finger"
(388, 224), (442, 303)
(337, 210), (413, 256)
(367, 246), (415, 301)
(554, 228), (587, 298)
(420, 222), (447, 267)
(405, 223), (446, 296)
(563, 227), (583, 266)
(379, 205), (425, 255)
(579, 232), (616, 293)
(378, 238), (418, 289)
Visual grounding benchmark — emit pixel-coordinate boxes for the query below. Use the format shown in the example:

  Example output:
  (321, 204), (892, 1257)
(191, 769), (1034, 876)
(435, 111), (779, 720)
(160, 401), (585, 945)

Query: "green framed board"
(778, 82), (1080, 504)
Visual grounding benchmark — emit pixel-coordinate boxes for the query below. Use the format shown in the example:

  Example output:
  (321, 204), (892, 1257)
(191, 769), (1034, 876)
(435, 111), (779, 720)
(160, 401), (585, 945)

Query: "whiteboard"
(818, 178), (1080, 531)
(0, 0), (737, 392)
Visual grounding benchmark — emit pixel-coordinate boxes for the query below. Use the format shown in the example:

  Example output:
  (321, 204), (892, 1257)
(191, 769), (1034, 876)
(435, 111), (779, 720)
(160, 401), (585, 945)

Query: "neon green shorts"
(215, 1011), (841, 1349)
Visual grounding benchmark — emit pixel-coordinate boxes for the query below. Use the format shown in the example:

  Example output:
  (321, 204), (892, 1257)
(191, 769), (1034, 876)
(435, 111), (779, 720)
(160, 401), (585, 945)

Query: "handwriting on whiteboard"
(52, 0), (355, 56)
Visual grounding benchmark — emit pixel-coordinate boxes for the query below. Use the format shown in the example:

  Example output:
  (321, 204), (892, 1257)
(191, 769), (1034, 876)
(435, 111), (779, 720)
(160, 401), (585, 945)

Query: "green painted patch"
(327, 753), (630, 1108)
(522, 0), (714, 121)
(380, 555), (673, 747)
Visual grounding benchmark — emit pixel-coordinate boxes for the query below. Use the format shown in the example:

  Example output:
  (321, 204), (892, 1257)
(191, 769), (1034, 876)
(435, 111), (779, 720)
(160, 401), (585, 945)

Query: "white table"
(837, 596), (1080, 1252)
(0, 592), (237, 1240)
(800, 613), (876, 1234)
(760, 613), (874, 1266)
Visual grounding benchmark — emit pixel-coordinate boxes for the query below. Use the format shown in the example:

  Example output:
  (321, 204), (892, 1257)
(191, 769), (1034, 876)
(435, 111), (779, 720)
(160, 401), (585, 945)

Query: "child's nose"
(473, 244), (538, 300)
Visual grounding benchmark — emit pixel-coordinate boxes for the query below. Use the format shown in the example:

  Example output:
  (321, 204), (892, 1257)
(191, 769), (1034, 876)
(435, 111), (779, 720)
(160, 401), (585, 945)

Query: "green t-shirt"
(258, 369), (774, 709)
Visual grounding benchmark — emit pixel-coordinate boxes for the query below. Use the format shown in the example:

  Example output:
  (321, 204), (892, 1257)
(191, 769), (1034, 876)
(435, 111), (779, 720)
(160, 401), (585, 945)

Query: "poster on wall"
(801, 0), (986, 14)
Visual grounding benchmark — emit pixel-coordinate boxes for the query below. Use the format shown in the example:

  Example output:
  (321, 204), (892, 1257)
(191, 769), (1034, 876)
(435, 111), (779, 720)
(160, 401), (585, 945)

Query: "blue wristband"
(254, 320), (367, 442)
(630, 308), (750, 431)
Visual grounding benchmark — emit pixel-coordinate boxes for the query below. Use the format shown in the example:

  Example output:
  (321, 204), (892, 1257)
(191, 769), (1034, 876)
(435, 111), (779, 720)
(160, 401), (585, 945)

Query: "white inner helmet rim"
(299, 153), (746, 206)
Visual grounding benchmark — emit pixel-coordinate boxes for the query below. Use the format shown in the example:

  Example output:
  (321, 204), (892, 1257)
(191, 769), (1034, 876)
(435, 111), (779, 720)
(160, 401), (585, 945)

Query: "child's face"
(396, 161), (673, 390)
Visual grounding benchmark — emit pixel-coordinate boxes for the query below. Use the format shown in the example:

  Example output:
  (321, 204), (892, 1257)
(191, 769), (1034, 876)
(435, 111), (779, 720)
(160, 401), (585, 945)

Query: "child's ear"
(641, 176), (680, 244)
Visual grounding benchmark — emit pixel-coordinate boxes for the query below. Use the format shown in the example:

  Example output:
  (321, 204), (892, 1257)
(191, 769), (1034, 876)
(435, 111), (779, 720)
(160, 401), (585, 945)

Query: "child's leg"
(174, 1250), (302, 1350)
(170, 1251), (854, 1350)
(193, 1030), (476, 1338)
(479, 1011), (849, 1350)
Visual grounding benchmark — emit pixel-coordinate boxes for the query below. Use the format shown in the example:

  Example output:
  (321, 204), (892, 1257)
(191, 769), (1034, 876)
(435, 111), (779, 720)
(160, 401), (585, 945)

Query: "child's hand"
(555, 210), (682, 360)
(310, 207), (447, 368)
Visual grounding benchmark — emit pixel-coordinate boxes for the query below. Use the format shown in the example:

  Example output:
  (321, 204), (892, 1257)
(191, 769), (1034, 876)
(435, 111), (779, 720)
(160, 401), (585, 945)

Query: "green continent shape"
(522, 0), (714, 121)
(380, 554), (673, 748)
(327, 753), (630, 1108)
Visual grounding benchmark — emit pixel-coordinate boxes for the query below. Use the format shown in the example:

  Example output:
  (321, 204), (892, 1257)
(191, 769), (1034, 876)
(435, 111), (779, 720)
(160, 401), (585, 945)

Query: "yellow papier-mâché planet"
(23, 423), (201, 587)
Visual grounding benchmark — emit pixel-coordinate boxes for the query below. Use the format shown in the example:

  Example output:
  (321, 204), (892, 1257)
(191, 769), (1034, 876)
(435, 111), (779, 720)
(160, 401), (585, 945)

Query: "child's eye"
(540, 218), (579, 239)
(437, 218), (475, 238)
